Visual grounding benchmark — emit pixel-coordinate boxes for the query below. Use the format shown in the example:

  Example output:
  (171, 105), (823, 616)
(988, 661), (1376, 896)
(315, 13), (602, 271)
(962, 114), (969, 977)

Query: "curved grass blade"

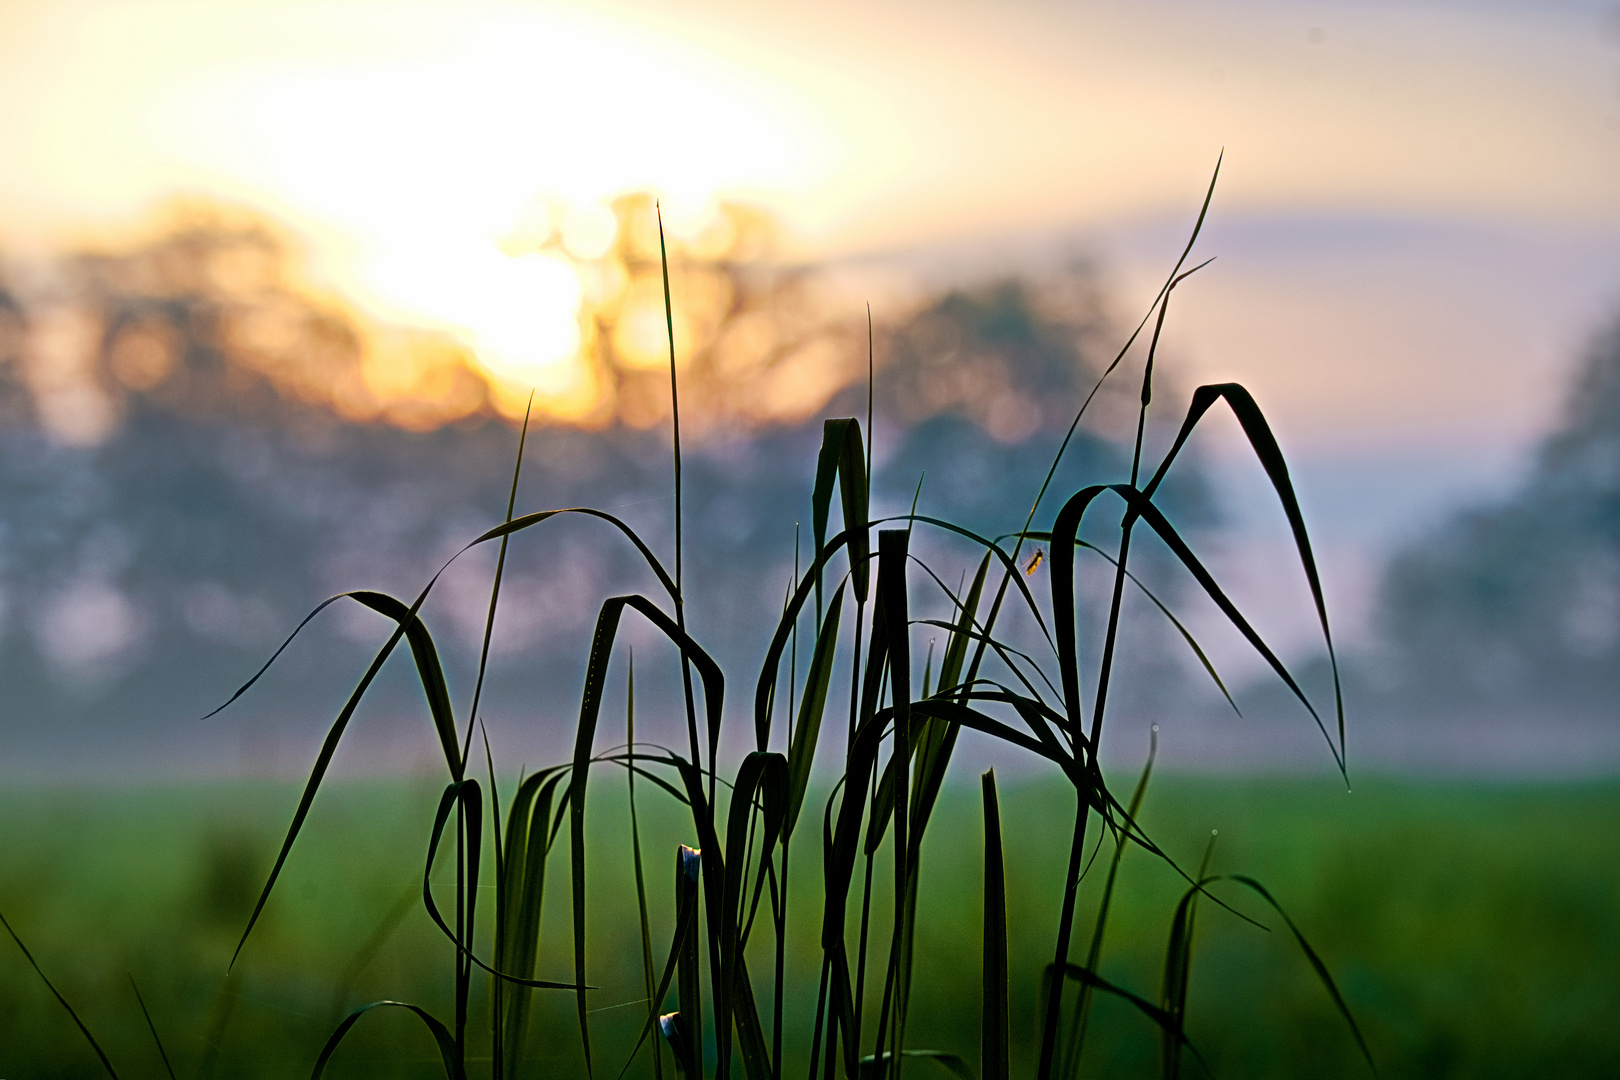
(568, 592), (727, 1073)
(1223, 875), (1376, 1073)
(420, 781), (583, 990)
(1142, 381), (1346, 773)
(207, 502), (681, 742)
(1106, 485), (1339, 770)
(310, 1000), (463, 1080)
(472, 507), (678, 603)
(348, 591), (462, 779)
(1022, 534), (1240, 718)
(813, 418), (870, 606)
(898, 698), (1068, 773)
(1050, 963), (1207, 1074)
(225, 588), (457, 972)
(0, 911), (120, 1078)
(1051, 484), (1341, 772)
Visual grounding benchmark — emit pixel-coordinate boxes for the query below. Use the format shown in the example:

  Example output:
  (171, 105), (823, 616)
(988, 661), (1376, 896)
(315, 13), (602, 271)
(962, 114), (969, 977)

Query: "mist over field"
(1, 204), (1619, 781)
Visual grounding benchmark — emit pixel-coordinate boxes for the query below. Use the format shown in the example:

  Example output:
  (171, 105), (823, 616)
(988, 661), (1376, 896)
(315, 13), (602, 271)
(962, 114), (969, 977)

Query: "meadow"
(2, 773), (1616, 1078)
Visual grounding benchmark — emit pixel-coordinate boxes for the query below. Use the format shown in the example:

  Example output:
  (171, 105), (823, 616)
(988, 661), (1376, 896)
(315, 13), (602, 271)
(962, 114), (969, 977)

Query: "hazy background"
(2, 0), (1620, 779)
(5, 3), (1620, 1077)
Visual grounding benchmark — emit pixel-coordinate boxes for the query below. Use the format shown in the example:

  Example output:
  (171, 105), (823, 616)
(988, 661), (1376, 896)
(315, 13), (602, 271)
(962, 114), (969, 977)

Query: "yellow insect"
(1023, 548), (1045, 576)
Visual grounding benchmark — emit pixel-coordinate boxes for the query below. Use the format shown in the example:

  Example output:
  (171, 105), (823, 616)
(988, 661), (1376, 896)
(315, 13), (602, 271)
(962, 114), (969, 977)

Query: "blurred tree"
(0, 201), (1207, 776)
(1375, 312), (1620, 717)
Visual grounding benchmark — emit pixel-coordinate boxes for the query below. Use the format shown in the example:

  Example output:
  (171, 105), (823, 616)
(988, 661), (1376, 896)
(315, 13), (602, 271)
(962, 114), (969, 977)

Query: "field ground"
(1, 770), (1616, 1079)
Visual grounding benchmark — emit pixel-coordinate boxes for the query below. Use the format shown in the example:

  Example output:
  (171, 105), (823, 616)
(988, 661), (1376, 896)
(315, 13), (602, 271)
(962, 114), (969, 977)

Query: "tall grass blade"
(674, 845), (704, 1080)
(497, 771), (563, 1077)
(980, 770), (1009, 1080)
(626, 657), (665, 1080)
(0, 910), (120, 1078)
(570, 592), (729, 1069)
(878, 530), (917, 1079)
(1066, 727), (1158, 1077)
(616, 840), (704, 1080)
(465, 392), (533, 770)
(1015, 151), (1222, 558)
(786, 582), (846, 834)
(1037, 796), (1092, 1080)
(721, 751), (788, 1080)
(225, 583), (474, 971)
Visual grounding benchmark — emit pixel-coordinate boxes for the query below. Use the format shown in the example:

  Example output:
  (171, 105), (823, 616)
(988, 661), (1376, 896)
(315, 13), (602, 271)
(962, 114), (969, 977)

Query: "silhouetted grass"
(5, 167), (1385, 1078)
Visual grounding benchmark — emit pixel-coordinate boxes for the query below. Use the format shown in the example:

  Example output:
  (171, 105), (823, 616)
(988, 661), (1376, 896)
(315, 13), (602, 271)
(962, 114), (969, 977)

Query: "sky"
(3, 0), (1620, 654)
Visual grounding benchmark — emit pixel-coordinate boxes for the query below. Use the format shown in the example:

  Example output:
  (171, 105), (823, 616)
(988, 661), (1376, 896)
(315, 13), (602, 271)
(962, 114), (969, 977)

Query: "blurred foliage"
(1375, 311), (1620, 717)
(0, 205), (1204, 778)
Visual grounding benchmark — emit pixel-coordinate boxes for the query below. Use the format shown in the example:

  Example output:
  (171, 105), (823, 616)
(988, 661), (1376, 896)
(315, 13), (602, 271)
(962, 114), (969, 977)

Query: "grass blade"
(1066, 727), (1158, 1076)
(463, 391), (534, 766)
(1051, 963), (1207, 1072)
(674, 845), (703, 1080)
(626, 657), (665, 1080)
(0, 910), (120, 1078)
(786, 582), (846, 835)
(1142, 382), (1346, 774)
(128, 973), (177, 1080)
(310, 1000), (464, 1080)
(980, 771), (1009, 1080)
(1224, 875), (1377, 1073)
(498, 773), (562, 1078)
(813, 418), (870, 608)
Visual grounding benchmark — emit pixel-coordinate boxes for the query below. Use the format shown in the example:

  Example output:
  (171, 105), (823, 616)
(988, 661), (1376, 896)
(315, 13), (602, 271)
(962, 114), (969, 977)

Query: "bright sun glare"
(5, 0), (1619, 432)
(0, 2), (830, 422)
(191, 10), (821, 417)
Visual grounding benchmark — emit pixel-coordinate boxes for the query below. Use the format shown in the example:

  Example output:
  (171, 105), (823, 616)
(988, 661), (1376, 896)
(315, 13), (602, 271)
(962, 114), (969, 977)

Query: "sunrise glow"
(2, 0), (1618, 431)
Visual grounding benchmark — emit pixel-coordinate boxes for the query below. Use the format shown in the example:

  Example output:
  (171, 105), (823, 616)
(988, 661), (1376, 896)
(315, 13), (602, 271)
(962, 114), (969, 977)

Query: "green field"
(2, 770), (1615, 1079)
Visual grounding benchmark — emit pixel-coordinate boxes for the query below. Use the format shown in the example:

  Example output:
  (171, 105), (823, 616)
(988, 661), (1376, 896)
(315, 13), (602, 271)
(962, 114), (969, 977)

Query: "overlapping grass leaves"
(167, 166), (1377, 1080)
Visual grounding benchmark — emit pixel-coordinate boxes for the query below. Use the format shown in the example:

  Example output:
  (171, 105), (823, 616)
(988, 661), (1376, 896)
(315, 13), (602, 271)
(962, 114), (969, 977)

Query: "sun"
(167, 5), (826, 420)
